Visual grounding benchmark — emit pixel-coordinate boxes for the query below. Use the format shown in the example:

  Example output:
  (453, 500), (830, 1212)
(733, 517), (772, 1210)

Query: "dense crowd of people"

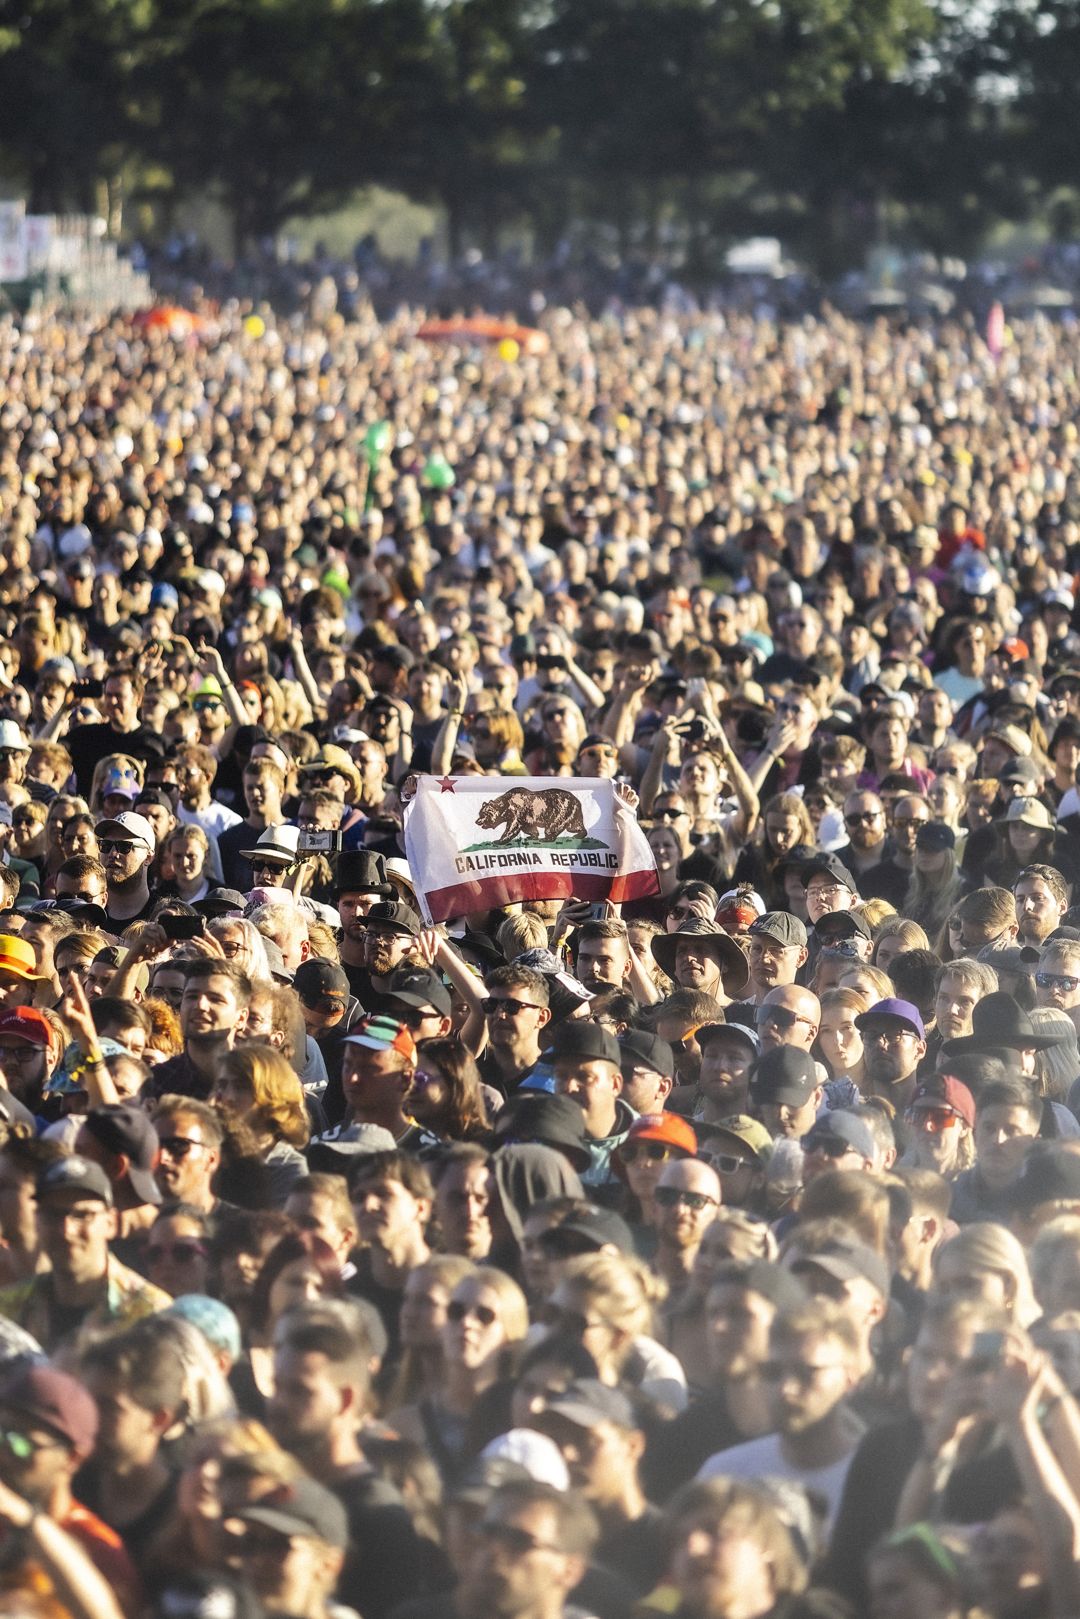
(2, 290), (1080, 1619)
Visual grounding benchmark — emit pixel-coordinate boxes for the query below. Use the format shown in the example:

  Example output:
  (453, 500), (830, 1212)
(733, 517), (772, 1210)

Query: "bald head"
(758, 984), (821, 1051)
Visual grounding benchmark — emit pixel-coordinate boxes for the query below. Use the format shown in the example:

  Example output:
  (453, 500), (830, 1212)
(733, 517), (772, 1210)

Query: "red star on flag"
(437, 776), (456, 793)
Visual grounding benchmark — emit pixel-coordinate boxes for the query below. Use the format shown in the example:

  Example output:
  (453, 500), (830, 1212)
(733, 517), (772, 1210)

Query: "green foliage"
(0, 0), (1067, 268)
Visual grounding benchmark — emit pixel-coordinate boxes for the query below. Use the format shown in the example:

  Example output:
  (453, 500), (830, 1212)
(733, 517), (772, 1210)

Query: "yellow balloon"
(244, 314), (266, 338)
(497, 337), (520, 362)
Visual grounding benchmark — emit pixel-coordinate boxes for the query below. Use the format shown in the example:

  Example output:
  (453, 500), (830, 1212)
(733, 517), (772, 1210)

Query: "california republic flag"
(404, 775), (660, 924)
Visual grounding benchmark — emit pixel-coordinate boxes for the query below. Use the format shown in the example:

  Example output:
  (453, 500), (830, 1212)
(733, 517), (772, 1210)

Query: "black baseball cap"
(294, 958), (350, 1008)
(813, 910), (872, 942)
(364, 900), (422, 938)
(81, 1104), (161, 1205)
(618, 1029), (675, 1079)
(385, 969), (453, 1018)
(801, 854), (857, 892)
(751, 1046), (819, 1107)
(548, 1022), (621, 1067)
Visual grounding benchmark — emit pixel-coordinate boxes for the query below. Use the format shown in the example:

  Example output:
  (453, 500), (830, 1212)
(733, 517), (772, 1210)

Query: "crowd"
(1, 289), (1080, 1619)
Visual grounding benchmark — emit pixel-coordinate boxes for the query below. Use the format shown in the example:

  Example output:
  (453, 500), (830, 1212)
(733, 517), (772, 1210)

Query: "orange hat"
(613, 1111), (698, 1180)
(0, 936), (43, 981)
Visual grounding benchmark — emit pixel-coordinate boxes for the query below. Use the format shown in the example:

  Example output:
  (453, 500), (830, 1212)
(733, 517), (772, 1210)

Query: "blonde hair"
(560, 1251), (666, 1339)
(838, 963), (894, 1000)
(456, 1266), (529, 1341)
(856, 898), (897, 932)
(497, 913), (549, 960)
(934, 1222), (1040, 1327)
(665, 1478), (807, 1598)
(90, 753), (144, 815)
(872, 916), (929, 957)
(217, 1042), (309, 1148)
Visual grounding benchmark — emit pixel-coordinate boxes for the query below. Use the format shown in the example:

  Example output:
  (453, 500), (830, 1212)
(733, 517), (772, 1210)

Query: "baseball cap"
(307, 1123), (399, 1174)
(548, 1022), (621, 1067)
(801, 854), (857, 892)
(998, 757), (1043, 785)
(988, 724), (1032, 760)
(294, 958), (350, 1008)
(813, 910), (872, 942)
(916, 822), (955, 853)
(790, 1236), (889, 1296)
(0, 1007), (54, 1046)
(0, 722), (28, 754)
(749, 912), (808, 948)
(384, 969), (453, 1018)
(94, 811), (156, 851)
(619, 1112), (698, 1159)
(618, 1029), (676, 1079)
(490, 1093), (591, 1171)
(801, 1110), (877, 1163)
(235, 1477), (348, 1550)
(698, 1020), (761, 1055)
(35, 1155), (113, 1207)
(0, 1363), (98, 1454)
(910, 1076), (976, 1129)
(364, 900), (422, 938)
(194, 888), (247, 918)
(703, 1114), (774, 1162)
(343, 1016), (416, 1061)
(540, 1205), (636, 1257)
(100, 766), (140, 801)
(81, 1103), (161, 1205)
(0, 938), (43, 982)
(1005, 798), (1054, 831)
(543, 1379), (638, 1431)
(856, 998), (926, 1040)
(751, 1046), (819, 1107)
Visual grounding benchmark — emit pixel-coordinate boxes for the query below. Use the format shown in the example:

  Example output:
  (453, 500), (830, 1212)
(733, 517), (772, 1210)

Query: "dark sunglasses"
(97, 839), (137, 854)
(446, 1299), (498, 1326)
(654, 1185), (719, 1211)
(620, 1140), (680, 1165)
(480, 996), (543, 1015)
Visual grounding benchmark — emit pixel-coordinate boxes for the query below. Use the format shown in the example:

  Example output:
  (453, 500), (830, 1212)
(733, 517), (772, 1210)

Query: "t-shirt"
(697, 1431), (855, 1532)
(333, 1466), (428, 1619)
(66, 722), (161, 795)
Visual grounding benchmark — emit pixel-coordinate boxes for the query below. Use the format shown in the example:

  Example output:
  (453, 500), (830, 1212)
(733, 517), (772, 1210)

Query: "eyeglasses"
(654, 1185), (720, 1212)
(1036, 973), (1080, 993)
(158, 1135), (208, 1160)
(97, 839), (137, 854)
(0, 1043), (44, 1065)
(807, 882), (846, 900)
(481, 997), (543, 1016)
(447, 1299), (498, 1326)
(217, 941), (243, 958)
(864, 1025), (916, 1046)
(148, 1240), (206, 1265)
(0, 1427), (65, 1460)
(620, 1140), (680, 1166)
(476, 1521), (563, 1556)
(894, 816), (930, 829)
(755, 1006), (816, 1032)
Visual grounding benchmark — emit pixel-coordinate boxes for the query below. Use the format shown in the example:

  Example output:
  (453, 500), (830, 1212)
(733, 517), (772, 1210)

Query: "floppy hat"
(651, 920), (750, 995)
(0, 937), (43, 982)
(941, 991), (1064, 1058)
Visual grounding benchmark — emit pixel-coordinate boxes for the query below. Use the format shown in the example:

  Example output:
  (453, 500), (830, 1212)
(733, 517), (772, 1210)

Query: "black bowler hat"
(942, 991), (1066, 1058)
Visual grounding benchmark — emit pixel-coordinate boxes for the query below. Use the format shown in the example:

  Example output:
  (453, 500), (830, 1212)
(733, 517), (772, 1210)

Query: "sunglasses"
(620, 1140), (680, 1166)
(193, 699), (223, 713)
(844, 812), (882, 826)
(97, 839), (138, 854)
(822, 940), (862, 958)
(1036, 973), (1080, 992)
(654, 807), (689, 821)
(446, 1299), (498, 1326)
(803, 1135), (854, 1158)
(481, 997), (543, 1016)
(475, 1521), (562, 1556)
(755, 1006), (815, 1032)
(908, 1106), (959, 1134)
(709, 1153), (755, 1175)
(654, 1185), (719, 1212)
(158, 1136), (205, 1159)
(0, 1427), (64, 1460)
(148, 1240), (206, 1265)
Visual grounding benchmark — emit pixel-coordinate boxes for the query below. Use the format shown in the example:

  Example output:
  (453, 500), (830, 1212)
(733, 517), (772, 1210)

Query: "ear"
(657, 1074), (674, 1104)
(536, 1006), (551, 1029)
(796, 946), (809, 970)
(611, 1068), (623, 1096)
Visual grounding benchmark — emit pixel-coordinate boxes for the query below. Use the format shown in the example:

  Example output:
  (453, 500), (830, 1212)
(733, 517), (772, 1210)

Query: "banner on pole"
(404, 775), (660, 924)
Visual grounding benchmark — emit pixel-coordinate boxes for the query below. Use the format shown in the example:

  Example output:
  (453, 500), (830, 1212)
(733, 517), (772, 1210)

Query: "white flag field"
(403, 775), (660, 924)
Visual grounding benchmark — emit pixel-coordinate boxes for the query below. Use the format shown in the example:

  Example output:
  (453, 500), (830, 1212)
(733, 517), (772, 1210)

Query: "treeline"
(0, 0), (1074, 270)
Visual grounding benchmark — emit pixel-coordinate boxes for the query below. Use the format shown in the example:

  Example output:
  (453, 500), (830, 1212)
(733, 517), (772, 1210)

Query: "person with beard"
(269, 1303), (426, 1619)
(146, 958), (252, 1101)
(349, 900), (424, 1013)
(94, 811), (157, 927)
(855, 998), (928, 1115)
(334, 852), (396, 1001)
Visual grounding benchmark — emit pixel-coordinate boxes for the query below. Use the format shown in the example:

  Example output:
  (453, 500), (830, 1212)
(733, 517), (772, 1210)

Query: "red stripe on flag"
(422, 868), (659, 924)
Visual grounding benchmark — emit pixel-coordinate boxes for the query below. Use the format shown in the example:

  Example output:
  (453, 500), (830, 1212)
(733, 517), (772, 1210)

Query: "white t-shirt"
(178, 800), (243, 882)
(697, 1431), (854, 1532)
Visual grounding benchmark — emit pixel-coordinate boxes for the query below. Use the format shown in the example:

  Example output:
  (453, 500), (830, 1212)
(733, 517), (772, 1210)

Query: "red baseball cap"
(911, 1075), (975, 1129)
(614, 1112), (698, 1179)
(0, 1007), (53, 1048)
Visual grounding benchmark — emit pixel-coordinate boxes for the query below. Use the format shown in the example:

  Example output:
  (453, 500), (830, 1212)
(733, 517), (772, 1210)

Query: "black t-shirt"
(334, 1466), (428, 1619)
(67, 722), (161, 796)
(216, 819), (261, 891)
(105, 892), (158, 931)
